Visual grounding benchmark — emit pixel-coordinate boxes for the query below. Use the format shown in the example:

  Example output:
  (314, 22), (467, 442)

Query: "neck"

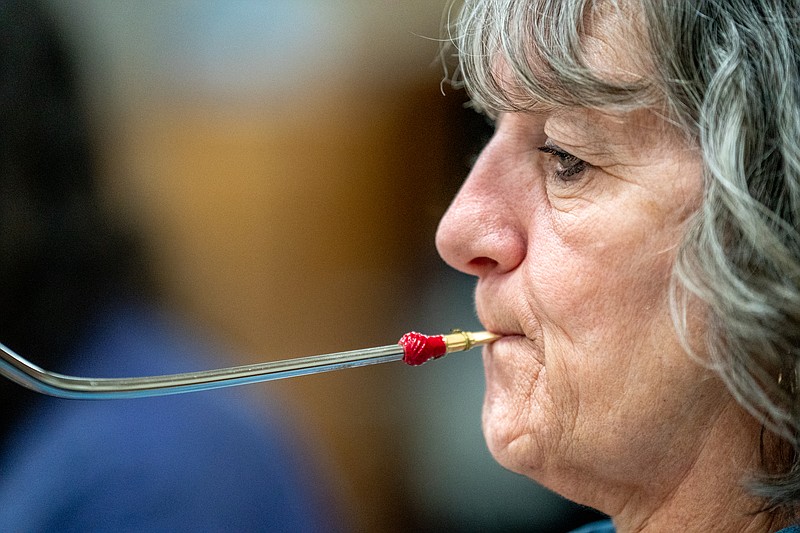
(612, 402), (785, 533)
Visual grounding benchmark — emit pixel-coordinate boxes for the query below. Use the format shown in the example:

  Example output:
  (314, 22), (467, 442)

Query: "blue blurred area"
(0, 301), (342, 532)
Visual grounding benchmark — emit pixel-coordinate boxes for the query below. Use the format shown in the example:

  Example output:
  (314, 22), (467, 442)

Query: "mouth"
(474, 283), (543, 355)
(484, 332), (530, 350)
(476, 318), (529, 343)
(483, 332), (526, 349)
(477, 314), (542, 363)
(480, 330), (532, 361)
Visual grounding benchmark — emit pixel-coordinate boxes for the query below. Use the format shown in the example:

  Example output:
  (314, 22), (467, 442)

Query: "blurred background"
(10, 1), (603, 531)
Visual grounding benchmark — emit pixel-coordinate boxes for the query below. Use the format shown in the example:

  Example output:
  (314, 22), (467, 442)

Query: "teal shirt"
(573, 520), (800, 533)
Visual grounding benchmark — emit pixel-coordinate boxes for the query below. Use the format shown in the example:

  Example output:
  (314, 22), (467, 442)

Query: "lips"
(472, 271), (546, 361)
(478, 323), (537, 366)
(483, 333), (534, 355)
(475, 303), (531, 342)
(475, 301), (543, 365)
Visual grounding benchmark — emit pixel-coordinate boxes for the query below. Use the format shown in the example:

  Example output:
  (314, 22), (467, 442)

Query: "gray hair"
(447, 0), (800, 514)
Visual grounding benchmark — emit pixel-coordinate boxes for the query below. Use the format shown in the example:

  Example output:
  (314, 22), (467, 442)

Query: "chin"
(481, 386), (546, 479)
(482, 407), (592, 510)
(480, 340), (557, 482)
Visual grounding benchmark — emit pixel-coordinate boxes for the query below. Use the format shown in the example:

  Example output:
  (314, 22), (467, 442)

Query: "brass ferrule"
(443, 330), (502, 353)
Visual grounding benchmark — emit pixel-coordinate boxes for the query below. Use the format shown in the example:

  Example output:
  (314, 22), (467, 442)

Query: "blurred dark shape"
(0, 1), (343, 530)
(0, 0), (150, 432)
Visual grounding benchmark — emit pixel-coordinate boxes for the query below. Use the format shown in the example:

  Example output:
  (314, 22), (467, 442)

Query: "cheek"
(519, 207), (686, 422)
(530, 205), (680, 344)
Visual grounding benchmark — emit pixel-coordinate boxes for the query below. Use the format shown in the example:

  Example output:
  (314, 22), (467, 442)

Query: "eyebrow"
(544, 112), (610, 148)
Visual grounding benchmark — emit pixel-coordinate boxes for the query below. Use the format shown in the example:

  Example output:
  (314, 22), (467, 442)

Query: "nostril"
(467, 256), (499, 275)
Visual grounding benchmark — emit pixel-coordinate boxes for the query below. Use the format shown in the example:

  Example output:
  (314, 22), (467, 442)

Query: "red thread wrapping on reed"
(399, 332), (447, 366)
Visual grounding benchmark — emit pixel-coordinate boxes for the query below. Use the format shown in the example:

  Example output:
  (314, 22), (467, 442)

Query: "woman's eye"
(537, 141), (588, 181)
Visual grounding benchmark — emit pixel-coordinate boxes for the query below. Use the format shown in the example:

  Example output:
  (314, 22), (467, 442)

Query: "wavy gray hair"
(448, 0), (800, 513)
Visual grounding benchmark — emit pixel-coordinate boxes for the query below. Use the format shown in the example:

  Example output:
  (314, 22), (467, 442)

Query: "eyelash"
(537, 143), (588, 181)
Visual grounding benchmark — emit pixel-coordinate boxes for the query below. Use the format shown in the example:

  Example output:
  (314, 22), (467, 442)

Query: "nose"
(435, 138), (527, 278)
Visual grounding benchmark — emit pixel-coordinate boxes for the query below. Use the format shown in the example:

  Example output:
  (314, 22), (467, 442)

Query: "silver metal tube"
(0, 341), (403, 399)
(0, 330), (499, 400)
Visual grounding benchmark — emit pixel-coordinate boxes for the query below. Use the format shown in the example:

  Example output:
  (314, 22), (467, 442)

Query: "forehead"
(460, 0), (656, 116)
(581, 2), (651, 85)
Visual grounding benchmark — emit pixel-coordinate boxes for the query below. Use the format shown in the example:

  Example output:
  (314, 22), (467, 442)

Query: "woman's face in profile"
(435, 101), (725, 505)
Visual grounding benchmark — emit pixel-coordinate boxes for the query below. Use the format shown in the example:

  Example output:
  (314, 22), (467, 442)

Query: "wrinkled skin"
(436, 107), (774, 530)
